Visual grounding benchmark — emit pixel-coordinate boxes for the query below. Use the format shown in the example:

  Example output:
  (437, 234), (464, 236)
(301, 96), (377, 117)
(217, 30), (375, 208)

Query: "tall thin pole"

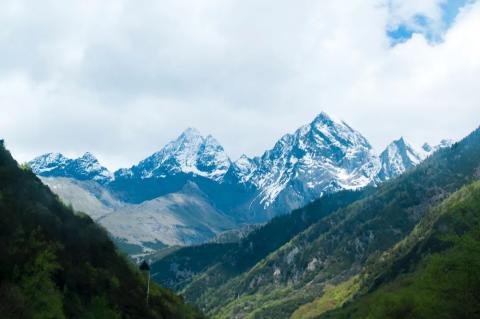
(146, 270), (150, 306)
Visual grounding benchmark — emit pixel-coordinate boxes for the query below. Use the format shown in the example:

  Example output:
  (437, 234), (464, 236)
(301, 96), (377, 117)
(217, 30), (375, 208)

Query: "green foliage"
(81, 296), (121, 319)
(291, 276), (360, 319)
(0, 144), (203, 319)
(19, 162), (31, 171)
(322, 181), (480, 319)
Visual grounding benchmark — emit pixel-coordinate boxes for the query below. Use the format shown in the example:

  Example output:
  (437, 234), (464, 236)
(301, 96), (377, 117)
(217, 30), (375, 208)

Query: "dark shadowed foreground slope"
(0, 142), (203, 319)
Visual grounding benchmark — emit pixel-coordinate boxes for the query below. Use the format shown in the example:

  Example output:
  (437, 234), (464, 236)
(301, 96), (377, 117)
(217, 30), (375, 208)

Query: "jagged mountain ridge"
(229, 112), (381, 216)
(29, 112), (453, 252)
(377, 137), (452, 182)
(377, 137), (424, 180)
(30, 152), (113, 183)
(30, 113), (449, 208)
(115, 128), (231, 181)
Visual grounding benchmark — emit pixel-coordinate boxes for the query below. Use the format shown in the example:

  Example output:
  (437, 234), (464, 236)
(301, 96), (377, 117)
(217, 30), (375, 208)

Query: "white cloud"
(0, 0), (478, 170)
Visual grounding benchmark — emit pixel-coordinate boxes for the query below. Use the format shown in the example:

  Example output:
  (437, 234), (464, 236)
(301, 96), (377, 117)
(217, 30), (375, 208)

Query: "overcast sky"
(1, 0), (479, 170)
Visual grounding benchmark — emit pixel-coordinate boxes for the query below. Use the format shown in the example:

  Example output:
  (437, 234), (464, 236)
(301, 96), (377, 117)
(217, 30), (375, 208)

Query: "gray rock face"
(41, 177), (235, 253)
(98, 182), (235, 248)
(40, 177), (122, 220)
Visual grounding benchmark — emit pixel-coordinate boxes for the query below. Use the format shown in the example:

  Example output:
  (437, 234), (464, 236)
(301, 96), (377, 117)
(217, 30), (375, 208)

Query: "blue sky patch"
(387, 24), (415, 43)
(441, 0), (472, 26)
(387, 0), (475, 45)
(387, 14), (432, 43)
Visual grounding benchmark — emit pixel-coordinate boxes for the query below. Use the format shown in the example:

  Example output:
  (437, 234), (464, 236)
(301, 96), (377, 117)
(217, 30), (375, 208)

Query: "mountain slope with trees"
(0, 141), (203, 319)
(160, 127), (479, 318)
(150, 188), (372, 290)
(318, 180), (480, 319)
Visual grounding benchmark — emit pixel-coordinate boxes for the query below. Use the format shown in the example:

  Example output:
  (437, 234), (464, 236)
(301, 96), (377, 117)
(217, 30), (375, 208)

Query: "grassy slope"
(0, 143), (203, 319)
(291, 276), (360, 319)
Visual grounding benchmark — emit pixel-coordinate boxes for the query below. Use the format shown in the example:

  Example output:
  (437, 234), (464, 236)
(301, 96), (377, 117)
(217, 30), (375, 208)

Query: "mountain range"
(149, 125), (479, 319)
(29, 112), (452, 253)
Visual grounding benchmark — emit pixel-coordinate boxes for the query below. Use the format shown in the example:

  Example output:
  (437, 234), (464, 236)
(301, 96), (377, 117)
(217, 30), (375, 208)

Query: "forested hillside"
(154, 127), (479, 318)
(318, 180), (480, 319)
(151, 188), (371, 290)
(0, 142), (203, 319)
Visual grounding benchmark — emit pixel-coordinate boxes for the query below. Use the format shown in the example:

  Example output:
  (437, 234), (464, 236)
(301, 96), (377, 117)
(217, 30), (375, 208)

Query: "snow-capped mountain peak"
(29, 152), (112, 183)
(181, 127), (202, 138)
(308, 112), (372, 152)
(377, 137), (422, 180)
(124, 128), (231, 181)
(419, 139), (454, 159)
(29, 153), (69, 174)
(75, 152), (113, 181)
(29, 113), (457, 249)
(173, 128), (204, 151)
(80, 152), (97, 161)
(312, 110), (340, 125)
(237, 111), (380, 210)
(311, 111), (334, 125)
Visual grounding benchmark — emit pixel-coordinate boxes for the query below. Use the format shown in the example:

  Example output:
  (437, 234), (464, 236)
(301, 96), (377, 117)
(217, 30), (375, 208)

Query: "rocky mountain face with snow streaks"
(30, 152), (113, 183)
(29, 112), (453, 254)
(377, 137), (423, 180)
(116, 128), (231, 181)
(234, 112), (380, 216)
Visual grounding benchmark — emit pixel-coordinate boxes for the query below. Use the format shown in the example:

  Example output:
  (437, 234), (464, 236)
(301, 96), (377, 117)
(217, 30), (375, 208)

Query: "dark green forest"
(0, 142), (203, 319)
